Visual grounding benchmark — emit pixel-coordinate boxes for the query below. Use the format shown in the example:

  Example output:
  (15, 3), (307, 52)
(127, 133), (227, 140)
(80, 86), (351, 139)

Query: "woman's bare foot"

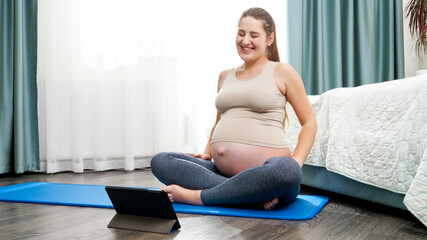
(261, 197), (279, 210)
(161, 184), (203, 205)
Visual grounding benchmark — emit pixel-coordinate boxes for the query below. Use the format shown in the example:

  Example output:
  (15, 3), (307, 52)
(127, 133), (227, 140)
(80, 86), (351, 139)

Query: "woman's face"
(236, 16), (273, 62)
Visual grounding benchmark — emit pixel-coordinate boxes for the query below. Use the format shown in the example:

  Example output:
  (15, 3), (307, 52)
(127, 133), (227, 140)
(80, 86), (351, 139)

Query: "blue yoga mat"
(0, 182), (328, 220)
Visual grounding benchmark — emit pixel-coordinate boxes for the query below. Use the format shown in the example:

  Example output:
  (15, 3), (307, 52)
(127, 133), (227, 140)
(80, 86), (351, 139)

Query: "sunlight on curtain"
(37, 0), (287, 173)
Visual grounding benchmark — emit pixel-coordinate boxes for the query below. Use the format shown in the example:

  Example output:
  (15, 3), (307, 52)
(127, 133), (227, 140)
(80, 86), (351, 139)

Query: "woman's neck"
(240, 57), (269, 72)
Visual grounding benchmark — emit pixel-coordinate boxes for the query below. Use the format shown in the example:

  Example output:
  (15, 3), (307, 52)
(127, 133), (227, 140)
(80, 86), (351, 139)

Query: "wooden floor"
(0, 169), (426, 240)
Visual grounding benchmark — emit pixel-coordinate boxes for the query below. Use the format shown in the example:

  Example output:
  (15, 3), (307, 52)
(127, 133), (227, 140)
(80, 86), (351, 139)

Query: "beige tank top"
(212, 61), (288, 148)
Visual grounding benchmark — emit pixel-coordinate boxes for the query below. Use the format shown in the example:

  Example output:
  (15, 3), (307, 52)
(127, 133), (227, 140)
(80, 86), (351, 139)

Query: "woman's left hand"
(292, 156), (304, 168)
(186, 152), (212, 160)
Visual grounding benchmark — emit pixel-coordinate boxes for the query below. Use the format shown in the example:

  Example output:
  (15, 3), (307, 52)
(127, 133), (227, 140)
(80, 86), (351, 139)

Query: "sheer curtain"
(37, 0), (287, 173)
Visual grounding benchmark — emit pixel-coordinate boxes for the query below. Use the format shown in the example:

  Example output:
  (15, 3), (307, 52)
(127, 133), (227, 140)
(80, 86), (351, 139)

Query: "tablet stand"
(108, 213), (180, 234)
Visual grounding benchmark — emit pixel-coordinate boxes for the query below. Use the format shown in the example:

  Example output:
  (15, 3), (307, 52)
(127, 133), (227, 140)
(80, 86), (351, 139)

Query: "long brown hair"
(240, 7), (280, 62)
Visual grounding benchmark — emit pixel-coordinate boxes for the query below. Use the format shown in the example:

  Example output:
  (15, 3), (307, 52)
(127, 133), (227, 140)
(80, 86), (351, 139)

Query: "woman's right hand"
(186, 153), (212, 160)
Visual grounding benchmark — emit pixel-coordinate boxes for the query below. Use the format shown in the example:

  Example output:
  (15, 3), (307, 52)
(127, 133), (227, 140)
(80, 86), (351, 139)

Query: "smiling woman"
(150, 6), (317, 210)
(37, 0), (287, 173)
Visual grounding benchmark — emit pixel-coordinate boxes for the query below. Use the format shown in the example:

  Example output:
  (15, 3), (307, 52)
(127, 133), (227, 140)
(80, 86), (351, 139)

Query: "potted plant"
(405, 0), (427, 75)
(405, 0), (427, 59)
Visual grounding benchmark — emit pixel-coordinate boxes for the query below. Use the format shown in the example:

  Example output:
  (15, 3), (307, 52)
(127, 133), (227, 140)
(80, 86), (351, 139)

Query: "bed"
(285, 75), (427, 227)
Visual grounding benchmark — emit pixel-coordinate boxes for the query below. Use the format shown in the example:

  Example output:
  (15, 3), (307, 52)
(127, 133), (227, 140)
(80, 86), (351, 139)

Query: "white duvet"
(285, 75), (427, 227)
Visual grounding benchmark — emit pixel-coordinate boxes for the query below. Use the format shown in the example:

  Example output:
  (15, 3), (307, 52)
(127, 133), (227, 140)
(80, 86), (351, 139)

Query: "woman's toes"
(262, 197), (279, 210)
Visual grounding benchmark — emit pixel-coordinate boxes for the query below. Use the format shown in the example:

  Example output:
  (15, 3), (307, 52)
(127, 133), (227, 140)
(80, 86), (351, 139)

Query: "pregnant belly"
(211, 142), (291, 177)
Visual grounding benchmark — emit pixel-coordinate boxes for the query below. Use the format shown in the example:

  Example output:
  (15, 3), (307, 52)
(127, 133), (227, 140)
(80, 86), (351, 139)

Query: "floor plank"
(0, 169), (426, 240)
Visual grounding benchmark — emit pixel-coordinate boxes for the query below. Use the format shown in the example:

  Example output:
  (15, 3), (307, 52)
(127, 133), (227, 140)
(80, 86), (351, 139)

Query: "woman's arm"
(200, 111), (221, 158)
(276, 63), (317, 167)
(187, 69), (229, 160)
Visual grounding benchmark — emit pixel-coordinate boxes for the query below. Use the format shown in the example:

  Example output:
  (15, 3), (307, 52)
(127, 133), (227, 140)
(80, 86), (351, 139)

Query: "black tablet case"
(105, 186), (180, 234)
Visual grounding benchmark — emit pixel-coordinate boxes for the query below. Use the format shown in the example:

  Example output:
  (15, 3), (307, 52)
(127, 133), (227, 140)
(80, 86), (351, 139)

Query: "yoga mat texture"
(0, 182), (328, 220)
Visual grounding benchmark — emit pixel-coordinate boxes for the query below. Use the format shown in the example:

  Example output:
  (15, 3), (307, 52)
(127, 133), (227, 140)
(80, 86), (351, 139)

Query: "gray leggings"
(150, 152), (302, 206)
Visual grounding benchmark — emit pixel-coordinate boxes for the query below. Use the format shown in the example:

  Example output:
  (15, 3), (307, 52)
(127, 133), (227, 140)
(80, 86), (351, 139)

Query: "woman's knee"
(150, 152), (175, 174)
(266, 156), (302, 187)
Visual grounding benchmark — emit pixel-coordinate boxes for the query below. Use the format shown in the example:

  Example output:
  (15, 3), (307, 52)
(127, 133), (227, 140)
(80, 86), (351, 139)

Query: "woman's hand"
(292, 156), (304, 168)
(186, 153), (212, 160)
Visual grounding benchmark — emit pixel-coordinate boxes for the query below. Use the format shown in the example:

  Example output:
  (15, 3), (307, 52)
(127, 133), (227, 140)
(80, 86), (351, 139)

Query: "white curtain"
(37, 0), (287, 173)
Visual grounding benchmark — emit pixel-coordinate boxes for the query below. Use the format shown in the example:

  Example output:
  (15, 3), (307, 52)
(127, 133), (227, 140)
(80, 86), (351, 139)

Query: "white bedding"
(285, 75), (427, 227)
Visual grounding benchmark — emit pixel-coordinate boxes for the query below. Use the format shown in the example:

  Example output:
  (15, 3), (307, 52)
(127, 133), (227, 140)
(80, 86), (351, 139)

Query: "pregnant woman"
(151, 7), (317, 210)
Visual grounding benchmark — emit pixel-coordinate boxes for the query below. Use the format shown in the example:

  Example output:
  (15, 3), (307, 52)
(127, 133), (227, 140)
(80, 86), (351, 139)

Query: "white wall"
(403, 0), (427, 77)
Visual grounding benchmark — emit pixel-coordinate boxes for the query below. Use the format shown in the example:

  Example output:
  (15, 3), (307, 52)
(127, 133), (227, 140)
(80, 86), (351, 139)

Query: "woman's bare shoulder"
(217, 68), (233, 91)
(275, 63), (301, 84)
(219, 68), (233, 80)
(275, 62), (297, 75)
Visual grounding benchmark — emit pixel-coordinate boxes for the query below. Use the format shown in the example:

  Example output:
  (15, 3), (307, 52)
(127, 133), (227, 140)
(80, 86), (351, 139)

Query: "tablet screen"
(105, 186), (177, 220)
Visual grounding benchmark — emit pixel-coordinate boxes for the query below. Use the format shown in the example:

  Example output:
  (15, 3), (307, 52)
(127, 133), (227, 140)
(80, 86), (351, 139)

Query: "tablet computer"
(105, 186), (180, 234)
